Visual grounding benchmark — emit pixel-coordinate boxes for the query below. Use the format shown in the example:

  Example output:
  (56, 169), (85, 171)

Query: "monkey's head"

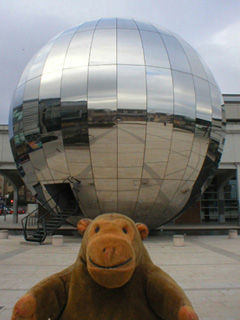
(77, 213), (149, 289)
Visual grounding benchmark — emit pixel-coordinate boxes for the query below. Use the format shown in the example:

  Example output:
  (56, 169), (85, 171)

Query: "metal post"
(2, 176), (5, 198)
(218, 185), (225, 223)
(236, 164), (240, 226)
(4, 194), (8, 222)
(13, 187), (18, 224)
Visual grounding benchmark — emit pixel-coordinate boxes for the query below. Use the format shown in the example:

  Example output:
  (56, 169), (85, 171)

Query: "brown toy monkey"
(12, 213), (198, 320)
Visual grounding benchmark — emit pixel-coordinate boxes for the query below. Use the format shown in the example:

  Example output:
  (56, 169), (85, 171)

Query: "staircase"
(22, 190), (79, 243)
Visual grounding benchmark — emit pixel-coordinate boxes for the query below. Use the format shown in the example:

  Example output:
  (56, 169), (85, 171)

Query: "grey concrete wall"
(0, 125), (14, 169)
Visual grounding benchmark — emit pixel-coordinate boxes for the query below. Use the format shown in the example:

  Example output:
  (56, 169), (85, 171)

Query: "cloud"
(195, 21), (240, 93)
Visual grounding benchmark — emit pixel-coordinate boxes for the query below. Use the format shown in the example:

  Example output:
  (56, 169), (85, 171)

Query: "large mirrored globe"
(9, 18), (225, 228)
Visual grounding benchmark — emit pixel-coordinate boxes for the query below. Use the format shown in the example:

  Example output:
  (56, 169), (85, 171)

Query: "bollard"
(0, 230), (9, 239)
(52, 235), (63, 247)
(173, 235), (184, 247)
(229, 230), (238, 239)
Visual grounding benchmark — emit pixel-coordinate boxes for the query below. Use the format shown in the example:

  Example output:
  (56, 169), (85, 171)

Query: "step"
(45, 227), (58, 232)
(27, 236), (42, 242)
(32, 232), (44, 237)
(45, 221), (60, 225)
(45, 222), (60, 226)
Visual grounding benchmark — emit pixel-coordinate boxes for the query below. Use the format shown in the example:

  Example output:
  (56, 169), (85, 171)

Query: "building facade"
(202, 94), (240, 223)
(176, 94), (240, 224)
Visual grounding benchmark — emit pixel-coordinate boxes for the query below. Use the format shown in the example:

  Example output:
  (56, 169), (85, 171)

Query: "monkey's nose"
(103, 247), (116, 261)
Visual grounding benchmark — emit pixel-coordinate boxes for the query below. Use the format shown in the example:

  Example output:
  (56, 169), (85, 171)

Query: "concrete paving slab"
(0, 234), (240, 319)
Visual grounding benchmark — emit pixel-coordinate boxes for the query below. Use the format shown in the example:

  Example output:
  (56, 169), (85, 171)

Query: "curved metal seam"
(131, 18), (148, 221)
(86, 18), (103, 216)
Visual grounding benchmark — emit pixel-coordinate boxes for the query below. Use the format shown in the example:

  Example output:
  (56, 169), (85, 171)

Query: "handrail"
(22, 176), (77, 242)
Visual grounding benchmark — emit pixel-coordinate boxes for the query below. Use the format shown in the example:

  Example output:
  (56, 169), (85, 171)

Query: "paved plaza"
(0, 230), (239, 320)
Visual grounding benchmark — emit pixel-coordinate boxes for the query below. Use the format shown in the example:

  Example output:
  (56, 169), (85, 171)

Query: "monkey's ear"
(136, 223), (149, 240)
(77, 219), (92, 236)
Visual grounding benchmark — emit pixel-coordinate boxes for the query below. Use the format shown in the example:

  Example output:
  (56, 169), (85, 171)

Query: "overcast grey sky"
(0, 0), (239, 124)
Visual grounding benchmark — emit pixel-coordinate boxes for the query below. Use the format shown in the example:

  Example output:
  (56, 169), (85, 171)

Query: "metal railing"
(22, 180), (78, 243)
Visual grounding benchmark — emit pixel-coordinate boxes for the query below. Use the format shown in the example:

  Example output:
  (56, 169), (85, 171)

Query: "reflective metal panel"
(59, 25), (78, 38)
(76, 20), (99, 32)
(88, 65), (117, 111)
(149, 179), (182, 225)
(178, 39), (207, 80)
(61, 67), (90, 178)
(65, 147), (92, 179)
(117, 29), (144, 65)
(39, 71), (62, 99)
(42, 136), (69, 180)
(172, 71), (195, 120)
(143, 122), (172, 181)
(194, 77), (212, 122)
(209, 84), (223, 147)
(29, 148), (53, 181)
(210, 84), (222, 120)
(27, 41), (55, 80)
(90, 126), (118, 211)
(38, 97), (65, 181)
(183, 134), (209, 182)
(90, 128), (117, 168)
(143, 67), (173, 183)
(39, 56), (69, 181)
(117, 18), (138, 29)
(155, 25), (174, 36)
(95, 179), (117, 212)
(75, 179), (101, 219)
(134, 179), (163, 222)
(134, 20), (157, 32)
(23, 77), (41, 102)
(88, 65), (117, 210)
(161, 35), (191, 73)
(164, 128), (194, 180)
(166, 180), (194, 212)
(21, 160), (38, 184)
(97, 18), (116, 29)
(118, 123), (145, 177)
(22, 101), (41, 185)
(146, 67), (173, 114)
(61, 67), (88, 102)
(118, 65), (146, 110)
(13, 85), (25, 109)
(118, 121), (146, 214)
(42, 36), (72, 74)
(8, 99), (15, 139)
(64, 31), (94, 68)
(22, 100), (39, 136)
(198, 56), (219, 88)
(141, 32), (170, 68)
(11, 97), (28, 179)
(118, 179), (140, 215)
(90, 29), (116, 65)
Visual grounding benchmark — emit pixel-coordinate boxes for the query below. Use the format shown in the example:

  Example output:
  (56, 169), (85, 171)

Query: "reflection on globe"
(9, 18), (225, 229)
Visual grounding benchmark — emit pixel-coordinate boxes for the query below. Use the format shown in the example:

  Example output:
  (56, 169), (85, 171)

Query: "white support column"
(218, 185), (225, 223)
(236, 164), (240, 226)
(13, 187), (18, 224)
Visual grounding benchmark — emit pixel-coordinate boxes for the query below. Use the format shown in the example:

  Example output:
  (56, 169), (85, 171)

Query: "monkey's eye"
(122, 227), (128, 234)
(95, 226), (100, 233)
